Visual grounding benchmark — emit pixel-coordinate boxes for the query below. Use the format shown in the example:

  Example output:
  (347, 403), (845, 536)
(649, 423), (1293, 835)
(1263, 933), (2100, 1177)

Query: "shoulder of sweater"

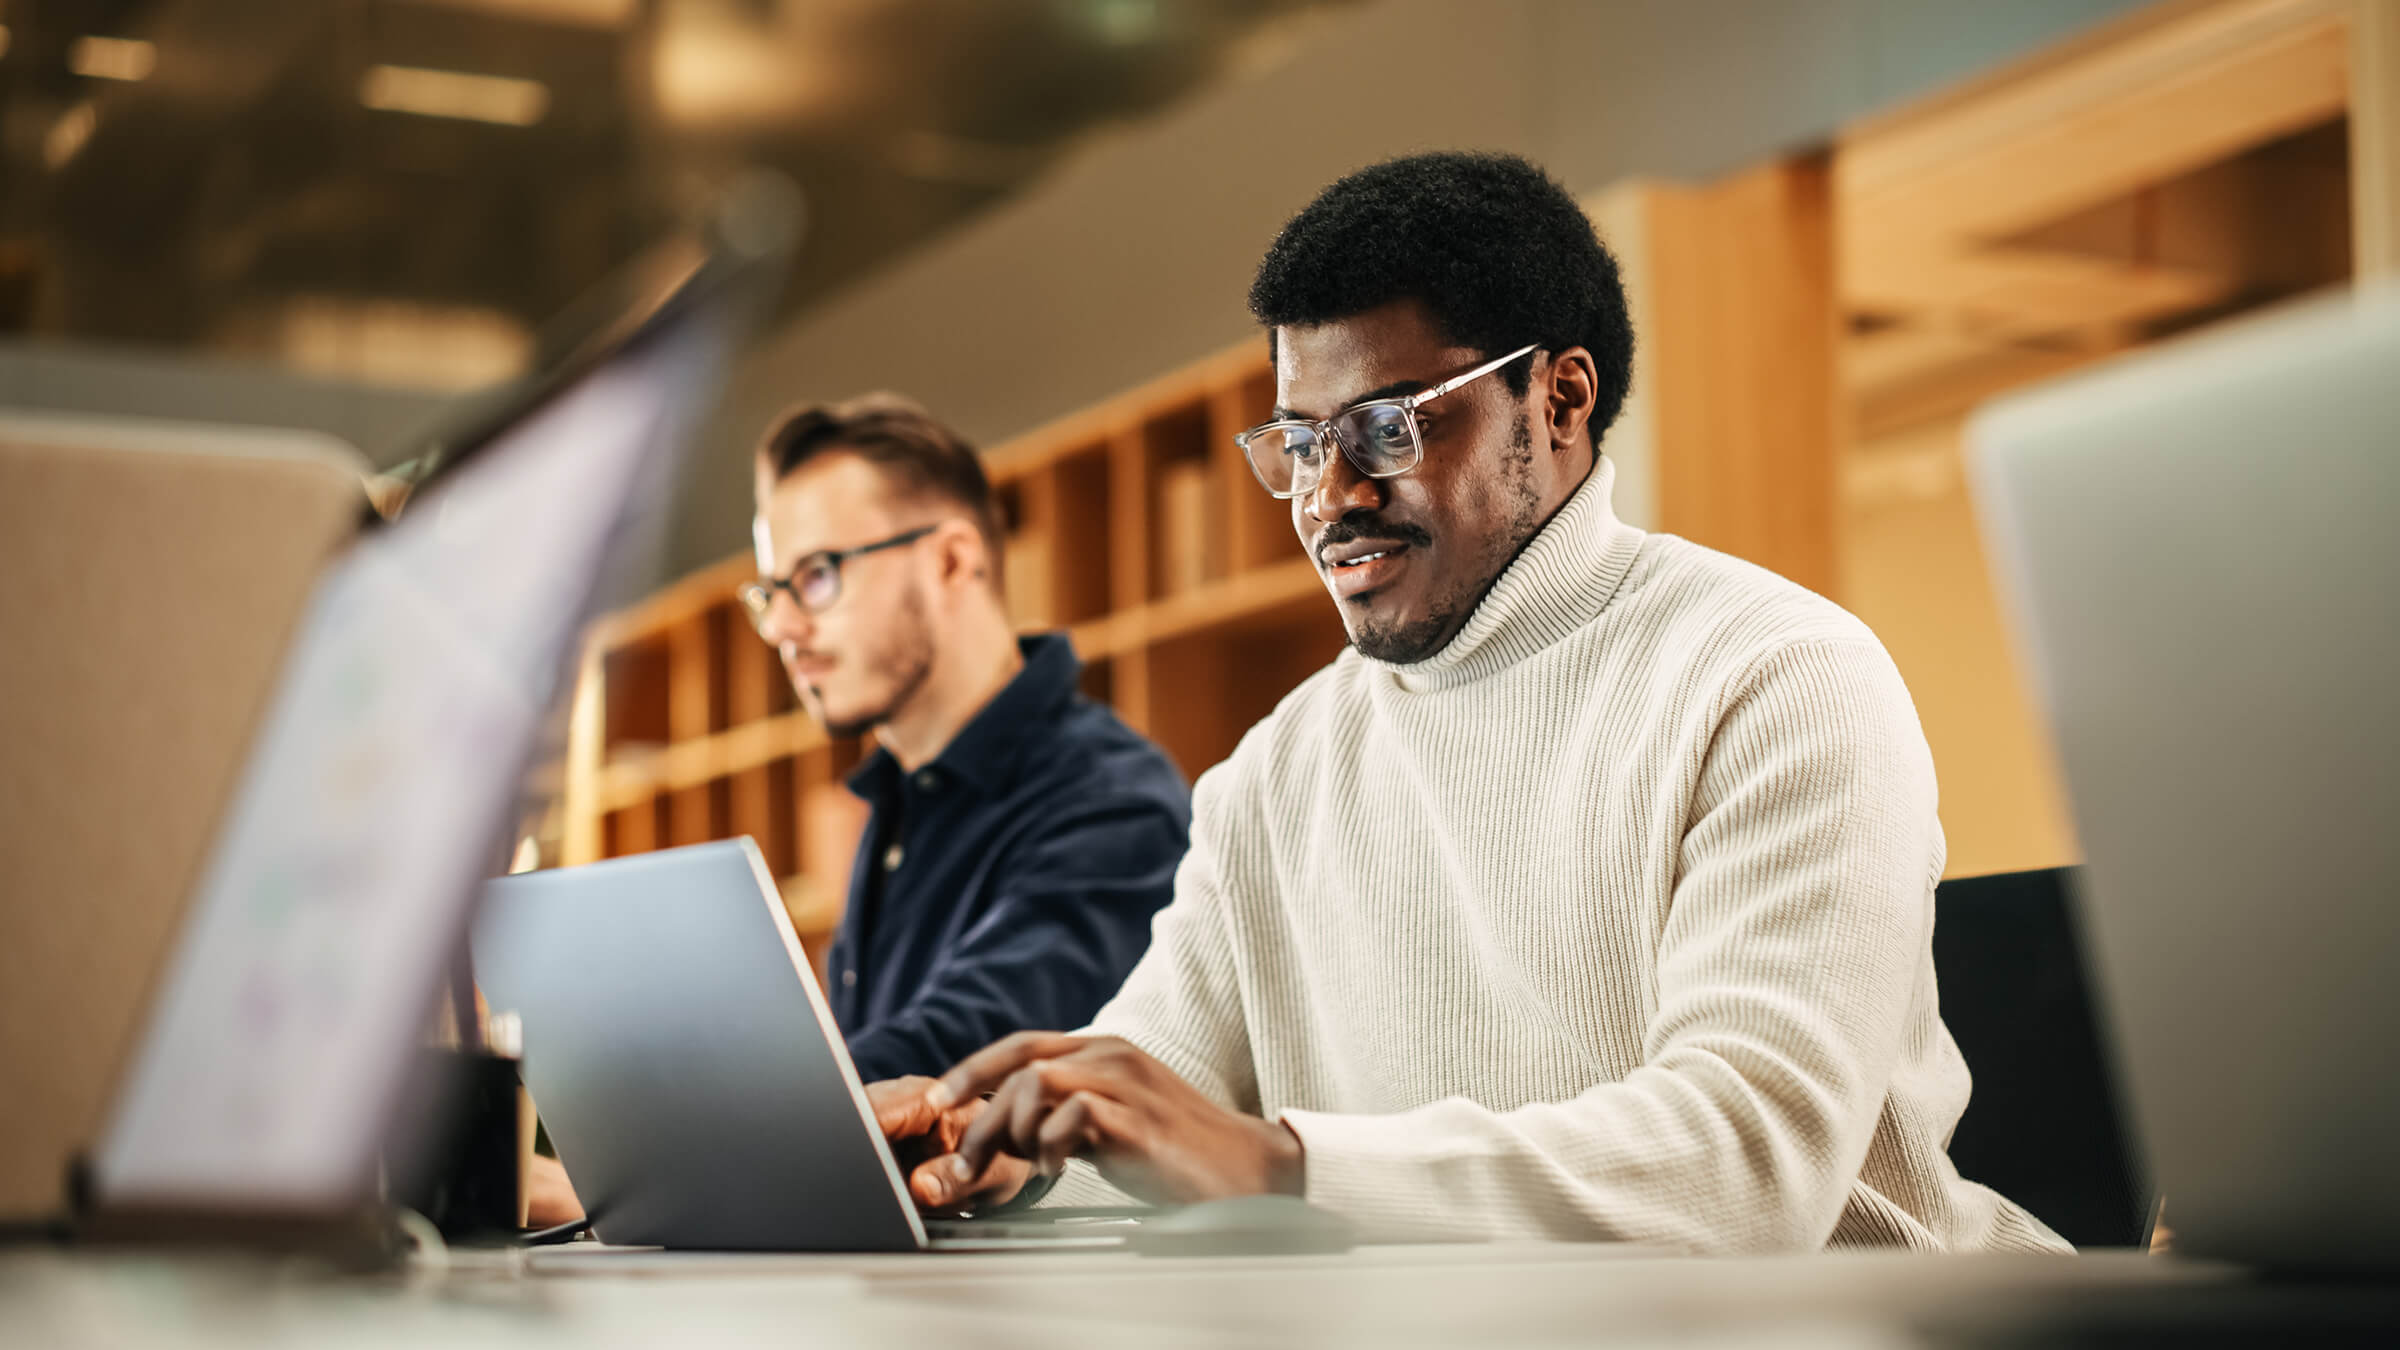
(1628, 532), (1887, 666)
(1188, 644), (1366, 800)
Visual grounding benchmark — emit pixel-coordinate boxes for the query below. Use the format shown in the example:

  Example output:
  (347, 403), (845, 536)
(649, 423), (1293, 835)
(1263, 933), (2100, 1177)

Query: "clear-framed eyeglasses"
(736, 524), (936, 630)
(1233, 343), (1539, 500)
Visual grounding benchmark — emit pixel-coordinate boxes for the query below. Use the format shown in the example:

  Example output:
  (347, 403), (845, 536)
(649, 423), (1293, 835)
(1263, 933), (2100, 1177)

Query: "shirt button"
(841, 969), (857, 989)
(883, 843), (904, 871)
(914, 770), (939, 791)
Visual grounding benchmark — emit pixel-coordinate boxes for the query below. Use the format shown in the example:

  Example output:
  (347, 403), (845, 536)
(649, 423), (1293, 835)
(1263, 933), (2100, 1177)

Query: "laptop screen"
(92, 302), (728, 1211)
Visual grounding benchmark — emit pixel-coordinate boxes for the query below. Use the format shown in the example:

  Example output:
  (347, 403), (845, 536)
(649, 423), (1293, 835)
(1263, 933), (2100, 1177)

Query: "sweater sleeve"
(1039, 752), (1266, 1212)
(1084, 752), (1261, 1112)
(1278, 638), (1946, 1251)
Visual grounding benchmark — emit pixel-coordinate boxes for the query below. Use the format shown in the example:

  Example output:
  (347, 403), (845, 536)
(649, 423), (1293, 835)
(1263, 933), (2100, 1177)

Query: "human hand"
(865, 1075), (1035, 1212)
(524, 1153), (585, 1228)
(925, 1033), (1303, 1206)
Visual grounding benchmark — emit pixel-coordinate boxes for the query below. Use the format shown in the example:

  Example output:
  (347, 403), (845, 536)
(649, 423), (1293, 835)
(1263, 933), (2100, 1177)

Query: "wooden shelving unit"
(556, 337), (1348, 963)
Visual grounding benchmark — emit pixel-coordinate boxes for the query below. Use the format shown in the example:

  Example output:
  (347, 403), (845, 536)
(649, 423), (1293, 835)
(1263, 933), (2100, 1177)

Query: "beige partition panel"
(0, 416), (363, 1220)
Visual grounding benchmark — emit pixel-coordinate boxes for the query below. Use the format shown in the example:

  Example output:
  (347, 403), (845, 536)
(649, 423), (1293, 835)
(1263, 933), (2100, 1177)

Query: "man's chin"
(812, 701), (888, 740)
(803, 687), (886, 741)
(1344, 601), (1461, 665)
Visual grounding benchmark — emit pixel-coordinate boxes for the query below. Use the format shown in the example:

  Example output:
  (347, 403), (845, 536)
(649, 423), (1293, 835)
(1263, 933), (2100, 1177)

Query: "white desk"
(4, 1243), (2388, 1349)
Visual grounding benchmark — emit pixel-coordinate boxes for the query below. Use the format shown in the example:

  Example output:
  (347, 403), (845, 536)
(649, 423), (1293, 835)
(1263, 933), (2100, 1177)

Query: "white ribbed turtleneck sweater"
(1059, 459), (2067, 1253)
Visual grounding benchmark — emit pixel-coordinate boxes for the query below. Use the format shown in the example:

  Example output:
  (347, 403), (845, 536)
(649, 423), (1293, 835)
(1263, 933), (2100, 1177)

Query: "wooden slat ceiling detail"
(1835, 0), (2355, 435)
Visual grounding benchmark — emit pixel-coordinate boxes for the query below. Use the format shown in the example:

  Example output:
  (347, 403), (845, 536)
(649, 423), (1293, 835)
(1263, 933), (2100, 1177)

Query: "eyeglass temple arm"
(1410, 343), (1541, 406)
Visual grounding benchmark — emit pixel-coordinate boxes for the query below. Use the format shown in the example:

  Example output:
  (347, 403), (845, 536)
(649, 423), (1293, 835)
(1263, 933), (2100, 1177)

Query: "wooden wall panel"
(1837, 419), (2081, 877)
(2355, 0), (2400, 277)
(1208, 371), (1289, 575)
(1642, 156), (1841, 599)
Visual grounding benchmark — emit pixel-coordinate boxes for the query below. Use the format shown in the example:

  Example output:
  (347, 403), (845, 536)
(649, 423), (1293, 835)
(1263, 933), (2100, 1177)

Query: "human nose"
(1304, 431), (1384, 524)
(753, 590), (815, 649)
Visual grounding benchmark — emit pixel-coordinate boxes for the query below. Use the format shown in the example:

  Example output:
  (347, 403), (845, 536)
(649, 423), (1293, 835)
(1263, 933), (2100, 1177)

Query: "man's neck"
(874, 620), (1025, 772)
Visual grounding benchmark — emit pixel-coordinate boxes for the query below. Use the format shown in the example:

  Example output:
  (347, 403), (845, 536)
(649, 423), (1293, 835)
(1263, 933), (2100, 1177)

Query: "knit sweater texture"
(1054, 458), (2067, 1253)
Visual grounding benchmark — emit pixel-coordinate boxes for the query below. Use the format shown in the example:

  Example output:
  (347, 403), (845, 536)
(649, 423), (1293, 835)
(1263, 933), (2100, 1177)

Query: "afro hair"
(1248, 151), (1634, 450)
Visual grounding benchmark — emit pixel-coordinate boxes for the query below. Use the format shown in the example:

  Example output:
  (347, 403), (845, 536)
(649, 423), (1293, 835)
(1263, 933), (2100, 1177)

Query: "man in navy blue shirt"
(524, 392), (1190, 1228)
(741, 394), (1190, 1084)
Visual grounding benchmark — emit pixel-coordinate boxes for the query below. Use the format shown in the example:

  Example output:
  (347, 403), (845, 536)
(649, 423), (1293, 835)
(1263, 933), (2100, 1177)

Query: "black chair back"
(1932, 866), (2153, 1248)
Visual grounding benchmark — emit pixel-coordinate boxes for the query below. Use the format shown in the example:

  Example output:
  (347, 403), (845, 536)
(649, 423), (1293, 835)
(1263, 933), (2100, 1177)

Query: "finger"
(952, 1064), (1047, 1185)
(866, 1077), (937, 1139)
(931, 1093), (985, 1155)
(1033, 1091), (1104, 1177)
(912, 1150), (1032, 1213)
(1004, 1062), (1058, 1158)
(910, 1155), (957, 1209)
(952, 1047), (1160, 1180)
(926, 1031), (1087, 1111)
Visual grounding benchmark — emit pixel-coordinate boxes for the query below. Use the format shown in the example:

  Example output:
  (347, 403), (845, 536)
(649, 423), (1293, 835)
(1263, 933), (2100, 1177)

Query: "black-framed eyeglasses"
(1233, 343), (1539, 500)
(737, 524), (937, 627)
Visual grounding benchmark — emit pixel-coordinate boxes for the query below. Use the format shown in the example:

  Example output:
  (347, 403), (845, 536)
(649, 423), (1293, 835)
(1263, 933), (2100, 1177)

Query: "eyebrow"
(1271, 377), (1430, 423)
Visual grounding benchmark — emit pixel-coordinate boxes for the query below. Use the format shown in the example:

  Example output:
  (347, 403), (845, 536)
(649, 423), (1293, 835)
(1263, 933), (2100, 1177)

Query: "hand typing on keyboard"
(867, 1075), (1035, 1213)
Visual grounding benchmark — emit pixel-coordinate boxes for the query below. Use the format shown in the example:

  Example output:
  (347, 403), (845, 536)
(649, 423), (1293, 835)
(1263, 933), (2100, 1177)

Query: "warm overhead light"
(45, 100), (97, 168)
(69, 35), (156, 81)
(1082, 0), (1164, 46)
(651, 7), (840, 132)
(358, 64), (548, 127)
(0, 27), (13, 61)
(395, 0), (638, 27)
(270, 295), (535, 393)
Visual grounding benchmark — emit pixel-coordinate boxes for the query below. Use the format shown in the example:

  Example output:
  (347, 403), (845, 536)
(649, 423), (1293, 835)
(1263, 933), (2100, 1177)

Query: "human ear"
(936, 519), (989, 592)
(1543, 347), (1599, 453)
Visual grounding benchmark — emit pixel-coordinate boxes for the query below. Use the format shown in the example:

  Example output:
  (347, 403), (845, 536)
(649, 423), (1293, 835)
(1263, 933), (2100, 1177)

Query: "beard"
(810, 583), (936, 739)
(1350, 416), (1545, 665)
(1349, 599), (1464, 665)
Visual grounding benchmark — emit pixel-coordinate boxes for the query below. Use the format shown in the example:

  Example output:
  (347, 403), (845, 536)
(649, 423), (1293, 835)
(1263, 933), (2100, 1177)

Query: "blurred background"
(4, 0), (2391, 957)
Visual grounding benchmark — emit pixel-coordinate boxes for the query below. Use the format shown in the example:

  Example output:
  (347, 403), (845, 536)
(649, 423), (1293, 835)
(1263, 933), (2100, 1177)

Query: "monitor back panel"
(1970, 290), (2400, 1269)
(0, 416), (364, 1221)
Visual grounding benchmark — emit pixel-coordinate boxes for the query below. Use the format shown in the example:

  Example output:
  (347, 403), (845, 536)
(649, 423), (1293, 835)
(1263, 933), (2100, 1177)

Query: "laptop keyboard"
(924, 1215), (1141, 1242)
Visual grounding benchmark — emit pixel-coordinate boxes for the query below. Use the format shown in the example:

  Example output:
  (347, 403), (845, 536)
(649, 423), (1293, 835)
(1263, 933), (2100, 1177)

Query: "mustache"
(1315, 514), (1432, 554)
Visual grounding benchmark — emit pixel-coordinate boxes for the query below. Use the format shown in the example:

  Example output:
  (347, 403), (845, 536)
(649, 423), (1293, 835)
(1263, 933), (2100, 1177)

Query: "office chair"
(1931, 866), (2154, 1249)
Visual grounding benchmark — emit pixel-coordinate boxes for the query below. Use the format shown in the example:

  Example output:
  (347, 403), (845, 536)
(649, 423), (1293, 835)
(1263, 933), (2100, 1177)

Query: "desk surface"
(3, 1243), (2392, 1350)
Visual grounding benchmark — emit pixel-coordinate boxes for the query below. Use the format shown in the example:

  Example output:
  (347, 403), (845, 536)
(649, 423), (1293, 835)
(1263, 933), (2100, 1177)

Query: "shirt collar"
(846, 633), (1082, 801)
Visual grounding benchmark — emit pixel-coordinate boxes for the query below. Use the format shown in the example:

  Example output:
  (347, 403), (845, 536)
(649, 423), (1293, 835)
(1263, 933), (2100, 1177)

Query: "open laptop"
(1969, 284), (2400, 1272)
(72, 186), (793, 1250)
(472, 839), (1139, 1252)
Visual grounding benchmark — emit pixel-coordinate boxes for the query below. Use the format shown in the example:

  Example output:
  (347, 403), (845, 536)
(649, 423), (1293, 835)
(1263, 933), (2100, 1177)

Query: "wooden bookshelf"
(556, 337), (1346, 965)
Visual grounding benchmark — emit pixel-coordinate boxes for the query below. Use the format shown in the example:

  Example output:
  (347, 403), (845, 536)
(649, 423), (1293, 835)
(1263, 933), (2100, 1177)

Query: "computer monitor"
(1971, 284), (2400, 1271)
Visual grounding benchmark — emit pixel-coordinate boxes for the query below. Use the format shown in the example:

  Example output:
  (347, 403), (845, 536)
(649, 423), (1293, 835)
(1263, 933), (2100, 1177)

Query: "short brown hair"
(756, 393), (1005, 590)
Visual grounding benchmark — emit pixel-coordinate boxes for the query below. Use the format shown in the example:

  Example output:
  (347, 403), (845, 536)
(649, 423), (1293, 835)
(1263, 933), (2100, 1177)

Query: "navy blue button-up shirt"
(827, 633), (1191, 1083)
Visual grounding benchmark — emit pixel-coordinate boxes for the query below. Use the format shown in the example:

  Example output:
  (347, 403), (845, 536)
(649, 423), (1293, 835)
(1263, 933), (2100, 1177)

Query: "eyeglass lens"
(1244, 403), (1419, 496)
(741, 554), (845, 626)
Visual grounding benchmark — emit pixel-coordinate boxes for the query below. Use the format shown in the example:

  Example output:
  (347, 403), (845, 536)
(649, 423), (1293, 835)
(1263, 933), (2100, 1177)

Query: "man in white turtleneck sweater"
(868, 152), (2068, 1254)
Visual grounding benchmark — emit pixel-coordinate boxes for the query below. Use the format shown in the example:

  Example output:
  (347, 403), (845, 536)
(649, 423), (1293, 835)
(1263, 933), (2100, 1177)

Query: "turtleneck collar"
(1361, 456), (1646, 693)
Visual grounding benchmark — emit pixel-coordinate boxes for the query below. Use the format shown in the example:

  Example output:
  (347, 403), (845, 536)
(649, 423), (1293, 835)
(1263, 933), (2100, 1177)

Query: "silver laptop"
(1970, 284), (2400, 1271)
(472, 839), (1137, 1252)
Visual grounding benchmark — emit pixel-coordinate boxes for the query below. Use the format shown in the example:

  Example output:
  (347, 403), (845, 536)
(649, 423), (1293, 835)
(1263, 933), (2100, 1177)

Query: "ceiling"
(0, 0), (1348, 390)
